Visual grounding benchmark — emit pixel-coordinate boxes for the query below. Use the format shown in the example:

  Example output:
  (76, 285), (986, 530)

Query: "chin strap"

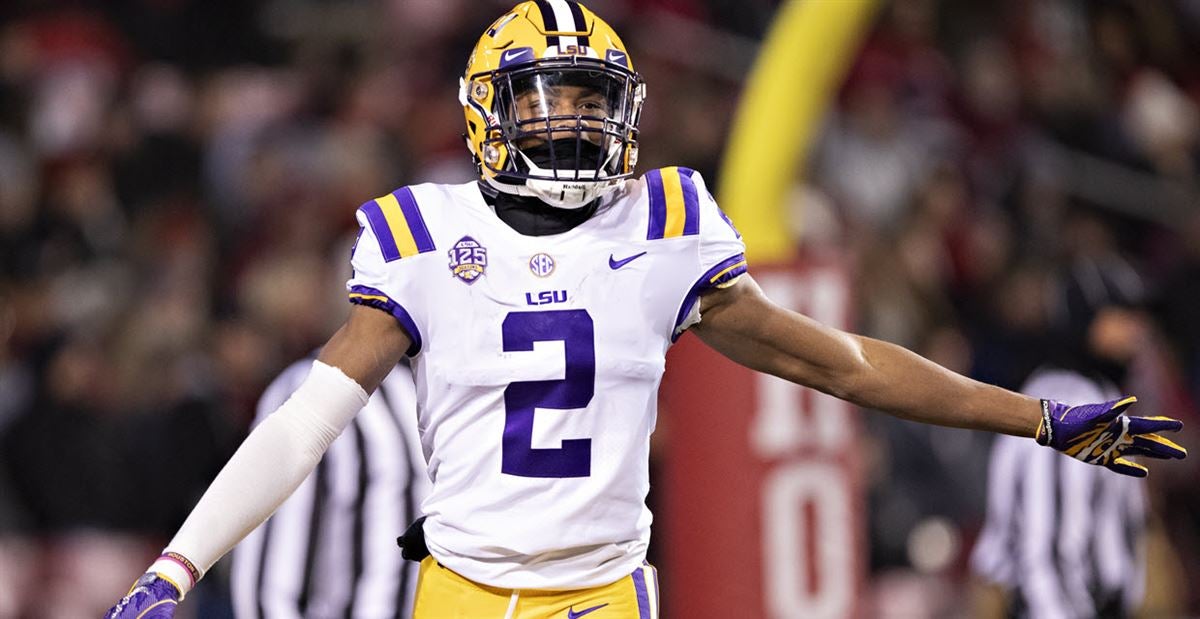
(483, 138), (627, 209)
(483, 173), (619, 209)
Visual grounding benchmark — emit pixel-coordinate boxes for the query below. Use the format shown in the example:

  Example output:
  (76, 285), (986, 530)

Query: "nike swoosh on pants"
(567, 602), (609, 618)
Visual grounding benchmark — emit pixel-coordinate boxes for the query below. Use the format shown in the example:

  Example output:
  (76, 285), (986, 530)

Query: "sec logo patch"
(529, 253), (555, 277)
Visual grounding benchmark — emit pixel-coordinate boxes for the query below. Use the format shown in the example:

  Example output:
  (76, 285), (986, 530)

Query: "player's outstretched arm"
(692, 275), (1040, 434)
(106, 306), (410, 618)
(692, 275), (1185, 476)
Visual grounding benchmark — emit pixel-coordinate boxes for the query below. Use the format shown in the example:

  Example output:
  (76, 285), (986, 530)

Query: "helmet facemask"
(474, 59), (645, 209)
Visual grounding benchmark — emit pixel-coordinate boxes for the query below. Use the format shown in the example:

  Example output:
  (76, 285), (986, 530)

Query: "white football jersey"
(347, 167), (746, 589)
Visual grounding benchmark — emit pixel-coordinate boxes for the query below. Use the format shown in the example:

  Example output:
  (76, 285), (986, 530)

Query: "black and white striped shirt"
(972, 368), (1146, 618)
(230, 359), (428, 619)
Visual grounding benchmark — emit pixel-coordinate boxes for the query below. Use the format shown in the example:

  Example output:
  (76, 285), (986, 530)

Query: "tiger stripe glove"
(1036, 396), (1187, 477)
(104, 573), (181, 619)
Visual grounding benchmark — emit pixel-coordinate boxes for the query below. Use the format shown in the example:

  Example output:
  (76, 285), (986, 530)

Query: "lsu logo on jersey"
(449, 236), (488, 284)
(525, 290), (567, 305)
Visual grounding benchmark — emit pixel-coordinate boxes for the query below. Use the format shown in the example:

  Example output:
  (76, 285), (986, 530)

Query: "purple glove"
(105, 573), (181, 619)
(1036, 396), (1187, 477)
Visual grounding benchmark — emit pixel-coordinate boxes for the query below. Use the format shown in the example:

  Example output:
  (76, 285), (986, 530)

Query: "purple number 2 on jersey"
(501, 310), (595, 478)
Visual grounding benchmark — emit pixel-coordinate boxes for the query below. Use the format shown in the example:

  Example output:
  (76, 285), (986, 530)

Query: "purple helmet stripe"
(533, 0), (560, 47)
(567, 1), (590, 47)
(359, 201), (401, 262)
(394, 187), (436, 254)
(631, 566), (651, 619)
(646, 169), (667, 240)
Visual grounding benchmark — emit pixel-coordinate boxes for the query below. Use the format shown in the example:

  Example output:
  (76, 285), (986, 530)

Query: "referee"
(230, 358), (428, 618)
(972, 257), (1150, 618)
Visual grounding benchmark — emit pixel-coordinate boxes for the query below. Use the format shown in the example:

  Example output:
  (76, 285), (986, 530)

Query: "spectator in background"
(1157, 211), (1200, 410)
(971, 251), (1154, 618)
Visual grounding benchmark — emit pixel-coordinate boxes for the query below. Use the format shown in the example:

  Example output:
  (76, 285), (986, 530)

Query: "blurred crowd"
(810, 0), (1200, 615)
(0, 0), (1198, 616)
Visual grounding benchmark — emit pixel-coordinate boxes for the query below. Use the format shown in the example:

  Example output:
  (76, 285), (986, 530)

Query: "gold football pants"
(413, 557), (659, 619)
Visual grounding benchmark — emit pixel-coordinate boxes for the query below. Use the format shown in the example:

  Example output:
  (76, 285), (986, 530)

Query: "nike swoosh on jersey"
(608, 252), (647, 270)
(567, 603), (609, 619)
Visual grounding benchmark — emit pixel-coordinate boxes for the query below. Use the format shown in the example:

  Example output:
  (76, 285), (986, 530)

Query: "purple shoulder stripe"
(645, 169), (667, 240)
(359, 201), (402, 262)
(394, 187), (436, 254)
(677, 167), (700, 236)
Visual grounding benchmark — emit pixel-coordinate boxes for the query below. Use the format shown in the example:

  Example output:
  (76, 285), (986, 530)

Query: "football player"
(107, 2), (1186, 618)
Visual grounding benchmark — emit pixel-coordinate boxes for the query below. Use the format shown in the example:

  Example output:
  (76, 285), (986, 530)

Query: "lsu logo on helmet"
(460, 1), (646, 210)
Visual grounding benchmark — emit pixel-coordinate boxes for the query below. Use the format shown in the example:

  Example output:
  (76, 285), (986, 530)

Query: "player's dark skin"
(513, 84), (609, 143)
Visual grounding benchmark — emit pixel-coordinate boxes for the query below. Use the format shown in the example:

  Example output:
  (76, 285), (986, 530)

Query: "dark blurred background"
(0, 0), (1197, 616)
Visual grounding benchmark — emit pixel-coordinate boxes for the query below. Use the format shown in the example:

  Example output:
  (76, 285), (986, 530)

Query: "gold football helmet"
(460, 1), (646, 209)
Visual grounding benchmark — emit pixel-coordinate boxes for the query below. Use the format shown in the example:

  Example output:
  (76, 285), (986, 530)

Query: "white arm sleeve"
(149, 360), (368, 595)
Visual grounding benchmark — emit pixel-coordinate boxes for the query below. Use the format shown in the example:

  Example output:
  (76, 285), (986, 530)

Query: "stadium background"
(0, 0), (1198, 616)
